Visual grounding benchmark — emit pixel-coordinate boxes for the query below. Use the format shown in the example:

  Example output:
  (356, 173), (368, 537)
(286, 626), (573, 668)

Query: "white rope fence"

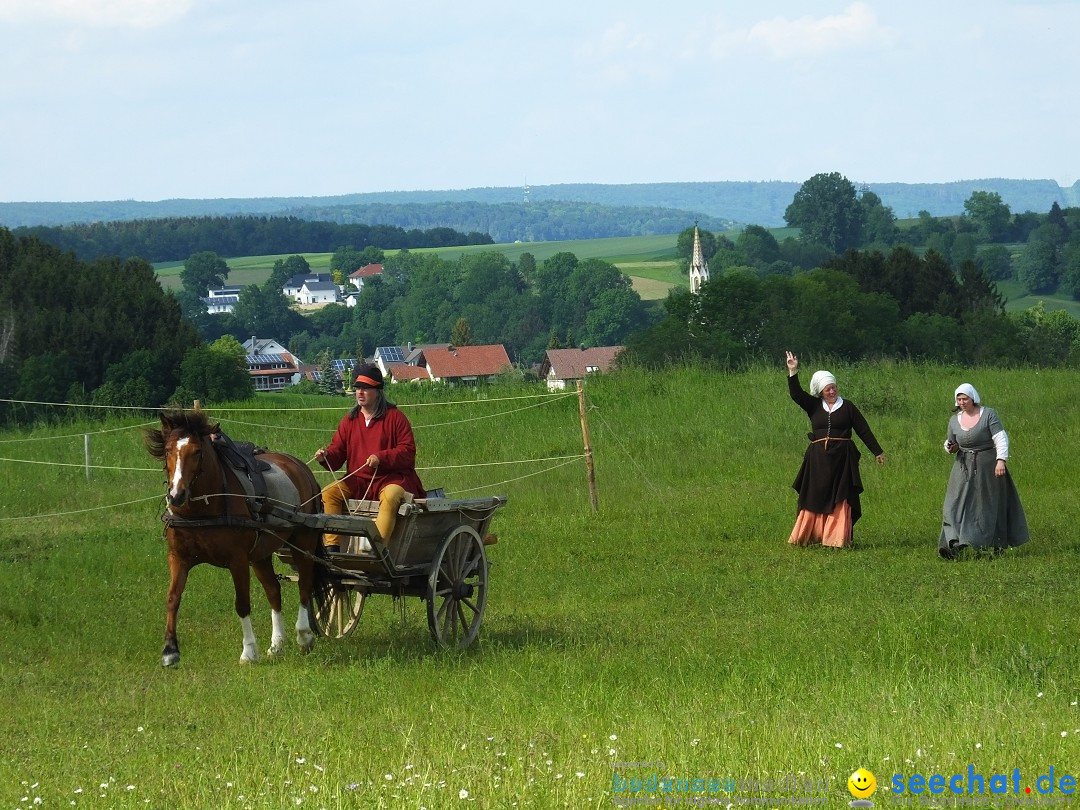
(0, 391), (595, 522)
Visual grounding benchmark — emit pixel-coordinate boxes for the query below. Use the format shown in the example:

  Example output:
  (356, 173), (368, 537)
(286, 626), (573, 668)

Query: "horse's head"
(146, 410), (221, 508)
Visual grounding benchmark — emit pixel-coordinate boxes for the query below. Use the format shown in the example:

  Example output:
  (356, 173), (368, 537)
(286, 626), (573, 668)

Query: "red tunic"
(320, 406), (425, 500)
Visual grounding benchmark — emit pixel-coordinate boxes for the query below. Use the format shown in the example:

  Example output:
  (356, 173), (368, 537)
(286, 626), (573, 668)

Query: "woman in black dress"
(785, 351), (885, 548)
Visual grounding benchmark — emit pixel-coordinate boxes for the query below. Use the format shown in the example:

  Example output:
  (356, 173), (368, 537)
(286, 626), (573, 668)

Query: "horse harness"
(161, 432), (307, 544)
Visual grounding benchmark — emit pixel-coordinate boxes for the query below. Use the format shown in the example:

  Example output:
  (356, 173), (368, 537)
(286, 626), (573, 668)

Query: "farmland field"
(2, 363), (1078, 808)
(153, 234), (689, 294)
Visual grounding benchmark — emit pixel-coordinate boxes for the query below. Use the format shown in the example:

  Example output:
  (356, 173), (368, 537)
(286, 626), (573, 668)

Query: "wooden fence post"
(577, 380), (598, 512)
(84, 433), (91, 482)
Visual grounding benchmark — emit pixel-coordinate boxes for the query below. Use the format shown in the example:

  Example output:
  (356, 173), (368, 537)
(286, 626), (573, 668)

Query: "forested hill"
(3, 178), (1078, 234)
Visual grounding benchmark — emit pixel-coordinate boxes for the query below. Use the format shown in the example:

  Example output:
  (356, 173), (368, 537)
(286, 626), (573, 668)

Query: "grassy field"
(997, 280), (1080, 318)
(2, 363), (1079, 808)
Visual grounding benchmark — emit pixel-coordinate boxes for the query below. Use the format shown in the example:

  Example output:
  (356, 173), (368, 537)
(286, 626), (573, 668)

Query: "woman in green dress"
(939, 383), (1029, 559)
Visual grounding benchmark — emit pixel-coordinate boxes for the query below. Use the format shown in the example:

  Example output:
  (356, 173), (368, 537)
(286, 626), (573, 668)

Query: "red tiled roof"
(423, 345), (512, 380)
(545, 346), (623, 379)
(349, 263), (384, 278)
(389, 365), (431, 382)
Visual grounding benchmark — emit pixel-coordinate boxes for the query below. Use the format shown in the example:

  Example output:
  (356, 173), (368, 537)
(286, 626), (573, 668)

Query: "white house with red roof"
(540, 346), (623, 391)
(348, 263), (383, 292)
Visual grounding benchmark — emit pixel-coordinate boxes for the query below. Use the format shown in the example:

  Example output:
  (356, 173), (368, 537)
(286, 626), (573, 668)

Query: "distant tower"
(523, 176), (530, 204)
(689, 222), (710, 294)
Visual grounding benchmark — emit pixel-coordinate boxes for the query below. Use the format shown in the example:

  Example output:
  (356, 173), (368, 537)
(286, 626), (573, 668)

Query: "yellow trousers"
(320, 481), (406, 549)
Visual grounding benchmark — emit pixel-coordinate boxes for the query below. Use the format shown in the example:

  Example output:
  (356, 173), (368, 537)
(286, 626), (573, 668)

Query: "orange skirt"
(788, 501), (853, 548)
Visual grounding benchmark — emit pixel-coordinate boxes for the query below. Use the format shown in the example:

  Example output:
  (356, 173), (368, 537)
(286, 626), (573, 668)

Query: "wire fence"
(0, 391), (591, 523)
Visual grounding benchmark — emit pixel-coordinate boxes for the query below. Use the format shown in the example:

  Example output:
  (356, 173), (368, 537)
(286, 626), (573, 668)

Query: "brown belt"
(810, 436), (850, 450)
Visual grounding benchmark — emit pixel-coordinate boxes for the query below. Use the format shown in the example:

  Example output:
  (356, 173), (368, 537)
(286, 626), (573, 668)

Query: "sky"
(1, 0), (1078, 202)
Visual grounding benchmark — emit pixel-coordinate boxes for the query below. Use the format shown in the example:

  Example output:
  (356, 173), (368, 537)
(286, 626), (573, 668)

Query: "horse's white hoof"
(162, 653), (180, 668)
(297, 629), (315, 654)
(240, 648), (260, 664)
(265, 643), (285, 659)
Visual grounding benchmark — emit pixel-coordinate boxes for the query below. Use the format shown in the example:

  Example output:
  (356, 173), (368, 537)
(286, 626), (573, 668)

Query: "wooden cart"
(276, 494), (507, 649)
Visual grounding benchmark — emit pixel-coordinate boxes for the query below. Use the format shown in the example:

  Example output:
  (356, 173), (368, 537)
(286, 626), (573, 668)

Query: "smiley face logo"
(848, 768), (876, 799)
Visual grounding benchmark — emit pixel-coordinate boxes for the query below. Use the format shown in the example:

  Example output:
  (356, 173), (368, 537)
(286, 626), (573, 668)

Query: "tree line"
(687, 172), (1080, 300)
(10, 215), (492, 264)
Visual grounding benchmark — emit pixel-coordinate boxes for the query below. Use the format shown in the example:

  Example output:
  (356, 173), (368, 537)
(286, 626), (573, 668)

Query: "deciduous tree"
(784, 172), (865, 253)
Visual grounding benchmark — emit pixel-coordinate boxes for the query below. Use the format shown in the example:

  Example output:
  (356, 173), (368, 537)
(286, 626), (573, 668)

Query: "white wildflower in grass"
(127, 785), (136, 790)
(609, 734), (617, 741)
(459, 788), (469, 799)
(137, 726), (144, 732)
(74, 788), (83, 794)
(314, 764), (324, 772)
(835, 743), (843, 749)
(556, 773), (563, 779)
(609, 748), (616, 756)
(309, 785), (318, 793)
(295, 757), (306, 764)
(976, 743), (982, 749)
(916, 748), (922, 757)
(385, 774), (394, 780)
(1038, 692), (1044, 698)
(691, 738), (700, 746)
(1062, 731), (1069, 737)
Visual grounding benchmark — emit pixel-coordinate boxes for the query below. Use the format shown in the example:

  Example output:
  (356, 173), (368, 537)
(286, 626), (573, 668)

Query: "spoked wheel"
(427, 525), (488, 649)
(310, 570), (366, 639)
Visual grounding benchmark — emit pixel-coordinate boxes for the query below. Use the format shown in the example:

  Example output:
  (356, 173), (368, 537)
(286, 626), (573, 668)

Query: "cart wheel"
(427, 525), (488, 649)
(310, 572), (365, 639)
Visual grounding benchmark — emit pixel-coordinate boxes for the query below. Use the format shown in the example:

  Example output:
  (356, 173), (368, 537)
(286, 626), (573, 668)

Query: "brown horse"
(145, 410), (323, 667)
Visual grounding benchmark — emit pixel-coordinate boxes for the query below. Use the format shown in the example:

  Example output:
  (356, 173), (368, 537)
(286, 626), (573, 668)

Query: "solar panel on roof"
(331, 358), (355, 372)
(249, 354), (287, 364)
(376, 346), (405, 362)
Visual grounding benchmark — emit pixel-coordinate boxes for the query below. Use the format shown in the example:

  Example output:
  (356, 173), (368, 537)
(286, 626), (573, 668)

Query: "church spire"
(689, 223), (710, 294)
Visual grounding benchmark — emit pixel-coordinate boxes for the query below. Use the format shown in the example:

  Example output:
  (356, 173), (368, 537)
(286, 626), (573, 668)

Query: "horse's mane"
(144, 409), (215, 459)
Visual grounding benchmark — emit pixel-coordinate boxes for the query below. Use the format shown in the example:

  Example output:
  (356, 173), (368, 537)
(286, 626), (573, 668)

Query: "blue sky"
(1, 0), (1077, 202)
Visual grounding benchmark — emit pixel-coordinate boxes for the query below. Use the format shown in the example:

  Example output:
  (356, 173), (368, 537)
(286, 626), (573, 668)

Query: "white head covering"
(954, 383), (980, 405)
(809, 370), (836, 397)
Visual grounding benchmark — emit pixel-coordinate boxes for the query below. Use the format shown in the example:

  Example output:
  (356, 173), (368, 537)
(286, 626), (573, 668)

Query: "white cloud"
(713, 2), (896, 60)
(0, 0), (193, 28)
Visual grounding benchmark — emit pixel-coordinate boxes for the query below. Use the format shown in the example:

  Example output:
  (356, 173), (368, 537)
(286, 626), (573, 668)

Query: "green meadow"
(2, 363), (1078, 808)
(153, 234), (689, 300)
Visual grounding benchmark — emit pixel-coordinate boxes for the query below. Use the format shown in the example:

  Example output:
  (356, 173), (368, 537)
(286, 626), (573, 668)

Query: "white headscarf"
(954, 383), (980, 405)
(809, 370), (836, 397)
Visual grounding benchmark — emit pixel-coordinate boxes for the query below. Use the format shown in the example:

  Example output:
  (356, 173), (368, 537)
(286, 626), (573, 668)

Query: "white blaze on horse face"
(169, 437), (191, 500)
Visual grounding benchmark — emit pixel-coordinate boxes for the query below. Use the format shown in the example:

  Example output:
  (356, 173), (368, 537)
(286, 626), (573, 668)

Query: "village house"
(242, 337), (302, 392)
(367, 343), (513, 385)
(540, 346), (624, 391)
(202, 286), (241, 314)
(282, 272), (339, 305)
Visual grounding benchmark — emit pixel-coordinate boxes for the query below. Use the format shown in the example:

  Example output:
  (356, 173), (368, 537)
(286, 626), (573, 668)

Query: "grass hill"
(1, 363), (1077, 807)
